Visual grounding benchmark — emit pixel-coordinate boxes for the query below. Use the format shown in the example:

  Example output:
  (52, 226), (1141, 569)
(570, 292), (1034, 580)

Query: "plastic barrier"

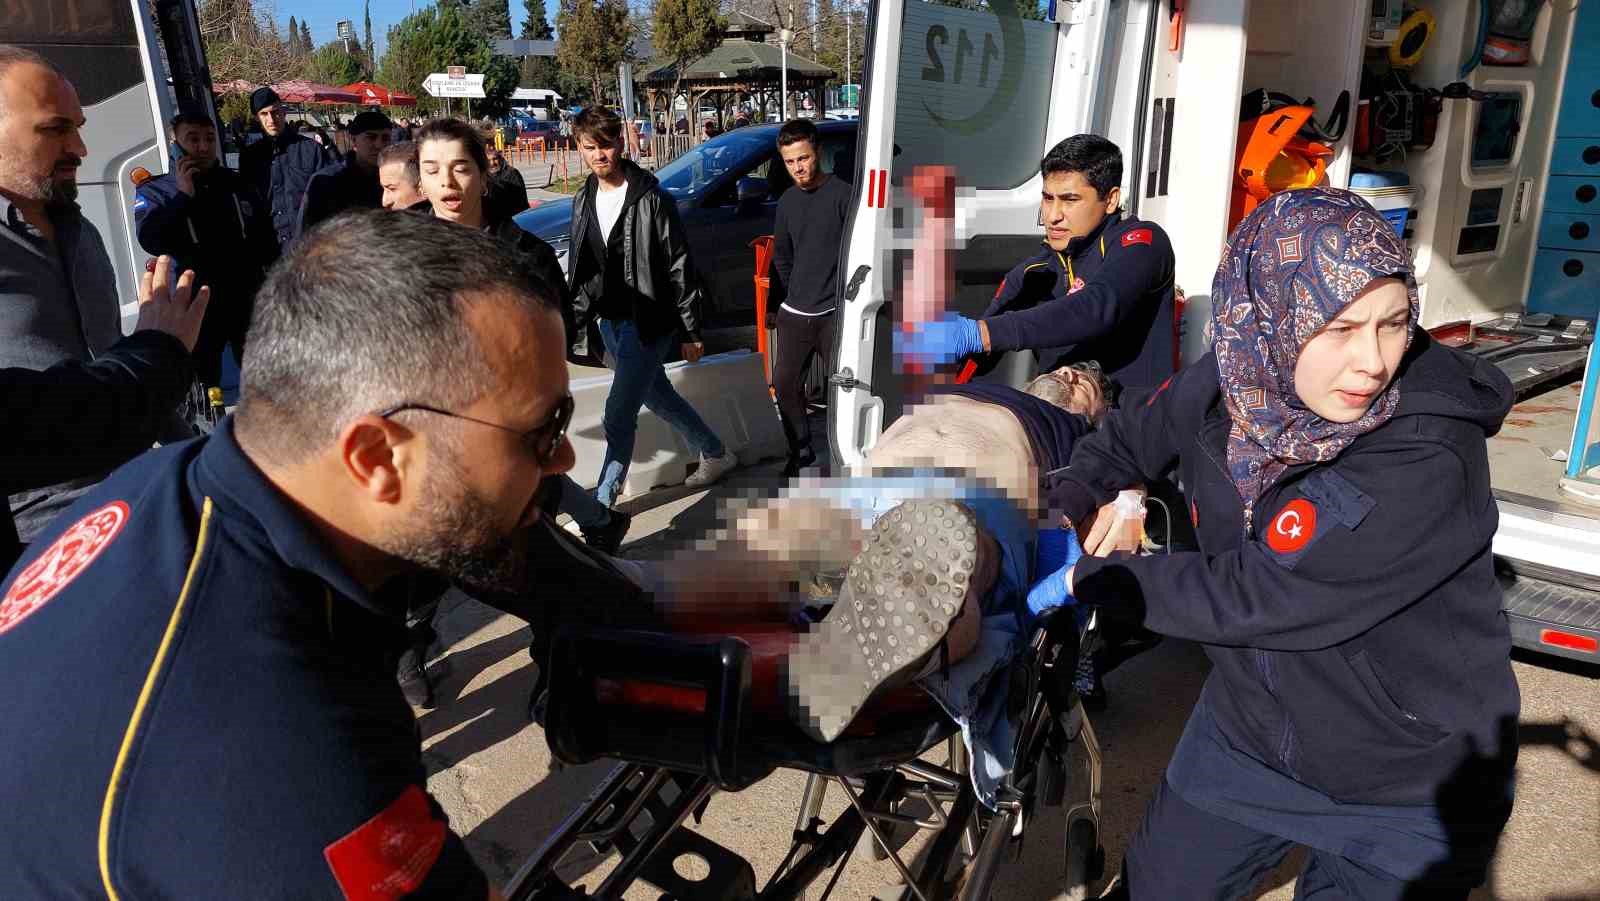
(561, 349), (788, 501)
(751, 234), (776, 385)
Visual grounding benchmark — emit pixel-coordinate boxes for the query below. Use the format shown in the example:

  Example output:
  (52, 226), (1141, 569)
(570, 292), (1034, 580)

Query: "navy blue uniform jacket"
(1046, 334), (1520, 806)
(240, 130), (331, 247)
(975, 212), (1176, 393)
(0, 421), (486, 898)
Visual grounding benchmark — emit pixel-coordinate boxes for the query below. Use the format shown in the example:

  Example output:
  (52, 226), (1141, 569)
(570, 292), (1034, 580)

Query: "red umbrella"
(341, 82), (419, 108)
(269, 80), (361, 105)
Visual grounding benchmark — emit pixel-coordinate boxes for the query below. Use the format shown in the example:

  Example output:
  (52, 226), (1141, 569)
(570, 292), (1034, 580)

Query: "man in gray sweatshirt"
(0, 47), (140, 541)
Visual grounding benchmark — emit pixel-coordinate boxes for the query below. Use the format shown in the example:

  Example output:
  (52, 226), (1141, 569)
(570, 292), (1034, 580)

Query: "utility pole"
(780, 27), (792, 121)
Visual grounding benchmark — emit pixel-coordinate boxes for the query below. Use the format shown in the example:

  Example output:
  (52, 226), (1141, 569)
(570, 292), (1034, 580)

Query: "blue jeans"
(594, 318), (725, 507)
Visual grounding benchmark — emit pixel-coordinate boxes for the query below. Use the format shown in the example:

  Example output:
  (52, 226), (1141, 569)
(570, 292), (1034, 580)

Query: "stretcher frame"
(505, 609), (1105, 901)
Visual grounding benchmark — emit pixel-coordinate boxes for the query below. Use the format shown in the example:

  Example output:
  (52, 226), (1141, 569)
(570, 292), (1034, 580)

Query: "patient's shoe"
(784, 499), (993, 742)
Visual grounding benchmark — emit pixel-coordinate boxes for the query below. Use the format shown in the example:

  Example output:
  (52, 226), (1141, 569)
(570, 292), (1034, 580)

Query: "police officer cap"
(250, 87), (281, 115)
(349, 110), (393, 136)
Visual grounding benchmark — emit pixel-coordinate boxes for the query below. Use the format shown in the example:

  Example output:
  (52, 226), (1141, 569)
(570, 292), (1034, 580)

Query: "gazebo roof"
(724, 10), (776, 39)
(641, 38), (835, 87)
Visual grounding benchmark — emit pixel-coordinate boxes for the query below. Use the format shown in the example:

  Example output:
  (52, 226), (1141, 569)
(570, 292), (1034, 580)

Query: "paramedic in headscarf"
(1038, 187), (1520, 899)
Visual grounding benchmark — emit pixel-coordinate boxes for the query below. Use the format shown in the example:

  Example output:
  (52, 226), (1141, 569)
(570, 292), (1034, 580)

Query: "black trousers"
(771, 307), (836, 459)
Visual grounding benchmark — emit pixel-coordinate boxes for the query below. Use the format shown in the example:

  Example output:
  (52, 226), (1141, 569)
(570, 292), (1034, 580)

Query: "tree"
(518, 0), (559, 92)
(306, 42), (365, 86)
(197, 0), (300, 87)
(654, 0), (723, 120)
(301, 21), (313, 55)
(377, 4), (520, 115)
(468, 0), (515, 40)
(556, 0), (635, 104)
(364, 1), (376, 74)
(287, 15), (300, 56)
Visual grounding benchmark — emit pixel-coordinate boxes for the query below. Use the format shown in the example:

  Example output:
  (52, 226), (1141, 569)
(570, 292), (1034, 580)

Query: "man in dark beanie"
(297, 110), (394, 236)
(239, 86), (330, 249)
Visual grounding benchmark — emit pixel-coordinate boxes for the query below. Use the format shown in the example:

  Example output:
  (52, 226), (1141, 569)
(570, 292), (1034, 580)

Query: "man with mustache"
(0, 47), (158, 544)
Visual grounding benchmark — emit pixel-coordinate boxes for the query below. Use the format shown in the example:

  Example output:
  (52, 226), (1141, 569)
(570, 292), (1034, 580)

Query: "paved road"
(420, 463), (1600, 899)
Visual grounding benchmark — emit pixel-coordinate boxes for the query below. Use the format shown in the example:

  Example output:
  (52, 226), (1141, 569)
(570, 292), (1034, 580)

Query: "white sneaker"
(684, 451), (738, 488)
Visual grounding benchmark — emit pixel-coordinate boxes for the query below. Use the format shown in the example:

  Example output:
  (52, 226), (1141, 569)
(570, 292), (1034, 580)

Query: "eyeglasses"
(375, 394), (574, 465)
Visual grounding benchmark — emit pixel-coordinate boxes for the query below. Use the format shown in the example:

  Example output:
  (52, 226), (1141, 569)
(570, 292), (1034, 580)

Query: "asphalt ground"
(417, 451), (1600, 901)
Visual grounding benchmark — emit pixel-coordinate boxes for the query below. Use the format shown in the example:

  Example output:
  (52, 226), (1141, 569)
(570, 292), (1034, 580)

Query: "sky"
(270, 0), (435, 60)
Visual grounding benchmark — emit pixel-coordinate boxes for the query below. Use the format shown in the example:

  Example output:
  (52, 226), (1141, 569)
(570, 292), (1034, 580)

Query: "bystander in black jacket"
(1046, 334), (1519, 808)
(0, 330), (193, 566)
(487, 161), (530, 222)
(239, 127), (331, 247)
(296, 151), (384, 237)
(566, 158), (703, 361)
(973, 212), (1176, 394)
(134, 161), (276, 385)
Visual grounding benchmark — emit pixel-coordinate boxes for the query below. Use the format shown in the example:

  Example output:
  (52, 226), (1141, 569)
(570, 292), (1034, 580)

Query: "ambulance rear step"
(1497, 561), (1600, 664)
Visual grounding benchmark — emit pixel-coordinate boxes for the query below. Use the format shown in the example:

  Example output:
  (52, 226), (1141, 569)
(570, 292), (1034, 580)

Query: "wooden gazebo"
(640, 11), (835, 135)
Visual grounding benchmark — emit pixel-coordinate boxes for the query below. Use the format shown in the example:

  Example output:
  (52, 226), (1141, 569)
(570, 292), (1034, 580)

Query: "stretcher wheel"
(1061, 816), (1101, 901)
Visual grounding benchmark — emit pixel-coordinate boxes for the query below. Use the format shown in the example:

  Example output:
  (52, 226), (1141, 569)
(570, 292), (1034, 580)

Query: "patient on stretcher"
(623, 363), (1119, 753)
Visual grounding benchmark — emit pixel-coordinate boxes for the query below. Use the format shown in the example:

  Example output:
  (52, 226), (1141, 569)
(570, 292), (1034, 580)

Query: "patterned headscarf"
(1210, 187), (1419, 526)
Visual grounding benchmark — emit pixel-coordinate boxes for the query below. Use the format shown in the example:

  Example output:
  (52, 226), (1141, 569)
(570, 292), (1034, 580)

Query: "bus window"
(5, 0), (145, 106)
(891, 0), (1057, 189)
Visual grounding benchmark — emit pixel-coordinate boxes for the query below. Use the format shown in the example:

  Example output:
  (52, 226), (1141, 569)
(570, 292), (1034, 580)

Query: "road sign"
(840, 84), (860, 106)
(337, 20), (353, 40)
(423, 72), (486, 98)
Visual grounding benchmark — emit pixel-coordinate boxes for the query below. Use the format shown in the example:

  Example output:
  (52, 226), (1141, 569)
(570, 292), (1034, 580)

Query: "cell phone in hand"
(169, 141), (186, 163)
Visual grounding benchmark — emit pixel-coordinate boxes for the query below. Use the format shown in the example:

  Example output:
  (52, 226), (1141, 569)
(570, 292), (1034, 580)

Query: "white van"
(836, 0), (1600, 663)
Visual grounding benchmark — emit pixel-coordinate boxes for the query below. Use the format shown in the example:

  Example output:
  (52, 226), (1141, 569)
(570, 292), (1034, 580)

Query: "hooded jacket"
(567, 159), (704, 358)
(239, 128), (331, 247)
(1046, 333), (1520, 806)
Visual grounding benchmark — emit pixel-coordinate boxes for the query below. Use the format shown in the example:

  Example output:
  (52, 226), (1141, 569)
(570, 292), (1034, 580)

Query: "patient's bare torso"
(865, 395), (1038, 510)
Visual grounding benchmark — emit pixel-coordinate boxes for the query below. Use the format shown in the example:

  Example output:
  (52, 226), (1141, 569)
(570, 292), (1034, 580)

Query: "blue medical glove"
(896, 314), (984, 366)
(1028, 528), (1082, 615)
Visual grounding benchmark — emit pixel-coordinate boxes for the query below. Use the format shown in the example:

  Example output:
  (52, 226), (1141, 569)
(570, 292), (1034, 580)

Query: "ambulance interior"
(838, 0), (1600, 661)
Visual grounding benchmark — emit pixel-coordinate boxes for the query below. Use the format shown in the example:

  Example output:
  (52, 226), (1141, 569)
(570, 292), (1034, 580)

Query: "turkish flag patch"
(1121, 228), (1153, 248)
(0, 501), (129, 637)
(324, 785), (447, 901)
(1265, 499), (1317, 555)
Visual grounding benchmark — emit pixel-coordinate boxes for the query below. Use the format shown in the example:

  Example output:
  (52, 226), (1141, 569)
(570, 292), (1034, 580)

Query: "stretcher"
(505, 606), (1105, 901)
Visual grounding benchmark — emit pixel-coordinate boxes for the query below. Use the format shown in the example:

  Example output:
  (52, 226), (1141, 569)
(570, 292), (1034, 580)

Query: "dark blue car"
(515, 120), (857, 330)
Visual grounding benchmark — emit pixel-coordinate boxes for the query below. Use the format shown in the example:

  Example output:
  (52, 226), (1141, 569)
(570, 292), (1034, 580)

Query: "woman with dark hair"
(415, 118), (560, 287)
(400, 118), (574, 709)
(1043, 187), (1520, 899)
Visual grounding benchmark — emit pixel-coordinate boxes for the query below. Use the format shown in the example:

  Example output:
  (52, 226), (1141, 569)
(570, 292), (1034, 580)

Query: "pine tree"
(518, 0), (558, 90)
(287, 15), (300, 56)
(468, 0), (515, 40)
(364, 1), (375, 73)
(301, 21), (313, 56)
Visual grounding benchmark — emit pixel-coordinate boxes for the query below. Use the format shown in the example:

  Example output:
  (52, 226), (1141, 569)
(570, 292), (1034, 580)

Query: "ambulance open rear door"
(829, 0), (1156, 469)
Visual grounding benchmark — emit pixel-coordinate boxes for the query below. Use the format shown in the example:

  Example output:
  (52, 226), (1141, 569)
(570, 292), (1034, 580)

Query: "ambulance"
(833, 0), (1600, 663)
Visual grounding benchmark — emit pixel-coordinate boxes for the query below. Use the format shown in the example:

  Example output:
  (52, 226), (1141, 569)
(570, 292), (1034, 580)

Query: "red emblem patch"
(1121, 228), (1153, 248)
(1265, 499), (1317, 555)
(324, 785), (448, 901)
(0, 501), (129, 637)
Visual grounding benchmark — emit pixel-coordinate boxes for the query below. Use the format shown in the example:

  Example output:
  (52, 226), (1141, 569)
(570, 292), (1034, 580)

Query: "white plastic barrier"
(563, 349), (787, 501)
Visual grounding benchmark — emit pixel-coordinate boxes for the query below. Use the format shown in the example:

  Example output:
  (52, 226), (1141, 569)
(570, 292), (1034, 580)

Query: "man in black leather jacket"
(561, 107), (737, 527)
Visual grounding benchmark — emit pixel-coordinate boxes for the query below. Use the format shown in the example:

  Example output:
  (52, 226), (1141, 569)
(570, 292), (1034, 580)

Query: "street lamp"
(779, 27), (793, 121)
